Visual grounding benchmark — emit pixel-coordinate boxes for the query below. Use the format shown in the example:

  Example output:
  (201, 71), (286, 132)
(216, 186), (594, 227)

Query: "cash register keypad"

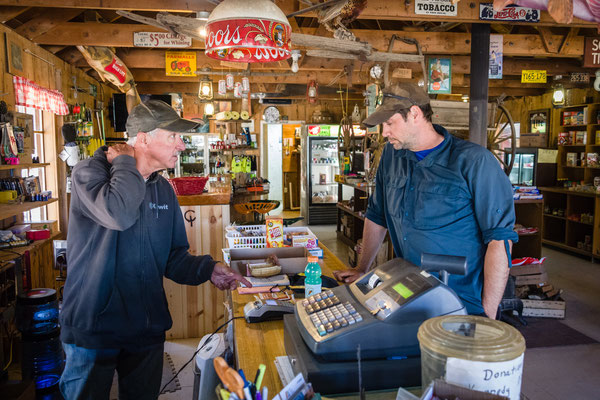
(302, 291), (362, 337)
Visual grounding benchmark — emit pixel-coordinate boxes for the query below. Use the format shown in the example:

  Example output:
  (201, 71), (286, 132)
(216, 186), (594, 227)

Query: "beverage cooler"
(507, 148), (537, 186)
(174, 133), (220, 177)
(300, 125), (344, 225)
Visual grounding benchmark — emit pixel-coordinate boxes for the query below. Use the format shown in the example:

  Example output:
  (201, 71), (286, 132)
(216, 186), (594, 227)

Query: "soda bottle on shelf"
(304, 256), (322, 298)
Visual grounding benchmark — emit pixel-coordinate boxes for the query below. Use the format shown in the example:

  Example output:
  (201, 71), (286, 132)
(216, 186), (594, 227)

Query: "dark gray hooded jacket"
(60, 147), (216, 350)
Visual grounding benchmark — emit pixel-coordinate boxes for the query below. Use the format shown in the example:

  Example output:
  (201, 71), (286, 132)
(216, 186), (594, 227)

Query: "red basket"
(169, 177), (209, 196)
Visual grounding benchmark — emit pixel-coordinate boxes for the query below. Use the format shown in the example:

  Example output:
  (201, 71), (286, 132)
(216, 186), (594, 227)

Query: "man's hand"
(210, 262), (252, 290)
(333, 269), (364, 284)
(106, 144), (135, 163)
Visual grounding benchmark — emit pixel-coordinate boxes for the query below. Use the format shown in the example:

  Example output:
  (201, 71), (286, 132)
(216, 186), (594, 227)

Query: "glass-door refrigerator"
(174, 133), (221, 177)
(300, 125), (343, 225)
(507, 148), (537, 186)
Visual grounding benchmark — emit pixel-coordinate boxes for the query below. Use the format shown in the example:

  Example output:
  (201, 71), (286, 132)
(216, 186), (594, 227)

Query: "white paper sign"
(133, 32), (192, 48)
(415, 0), (458, 16)
(489, 34), (503, 79)
(445, 354), (524, 400)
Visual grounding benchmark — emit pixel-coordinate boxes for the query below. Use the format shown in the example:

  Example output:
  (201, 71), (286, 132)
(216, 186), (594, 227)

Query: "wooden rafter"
(14, 8), (83, 40)
(33, 23), (586, 58)
(559, 27), (580, 54)
(0, 0), (595, 27)
(0, 6), (30, 23)
(536, 26), (556, 54)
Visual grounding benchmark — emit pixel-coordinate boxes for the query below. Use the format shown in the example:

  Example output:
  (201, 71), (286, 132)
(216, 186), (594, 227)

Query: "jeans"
(59, 342), (164, 400)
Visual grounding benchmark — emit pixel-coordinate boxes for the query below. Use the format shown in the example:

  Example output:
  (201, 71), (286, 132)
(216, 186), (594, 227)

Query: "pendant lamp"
(205, 0), (292, 63)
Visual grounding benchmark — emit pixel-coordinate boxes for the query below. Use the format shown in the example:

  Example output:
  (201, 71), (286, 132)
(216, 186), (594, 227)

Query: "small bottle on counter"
(304, 256), (322, 298)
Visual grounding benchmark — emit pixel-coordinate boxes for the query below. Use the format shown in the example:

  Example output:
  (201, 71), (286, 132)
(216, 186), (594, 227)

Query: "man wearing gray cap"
(334, 83), (517, 319)
(59, 100), (250, 399)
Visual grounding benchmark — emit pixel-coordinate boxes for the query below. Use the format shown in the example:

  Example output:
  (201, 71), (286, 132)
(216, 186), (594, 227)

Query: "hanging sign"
(427, 57), (452, 94)
(480, 4), (539, 22)
(165, 51), (197, 76)
(489, 35), (503, 79)
(570, 72), (590, 83)
(392, 68), (412, 79)
(583, 37), (600, 67)
(134, 32), (192, 48)
(415, 0), (457, 16)
(521, 70), (547, 83)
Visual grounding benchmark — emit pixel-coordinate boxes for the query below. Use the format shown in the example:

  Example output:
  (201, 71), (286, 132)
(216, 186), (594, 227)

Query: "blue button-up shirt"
(365, 125), (518, 314)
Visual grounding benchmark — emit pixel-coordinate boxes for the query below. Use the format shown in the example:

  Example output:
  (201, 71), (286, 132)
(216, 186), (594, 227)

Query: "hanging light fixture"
(205, 0), (292, 63)
(552, 75), (565, 107)
(307, 80), (318, 104)
(196, 11), (210, 37)
(198, 67), (213, 100)
(204, 102), (215, 116)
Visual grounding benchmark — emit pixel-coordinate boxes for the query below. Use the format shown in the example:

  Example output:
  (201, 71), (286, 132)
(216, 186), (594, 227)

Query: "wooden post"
(469, 24), (490, 147)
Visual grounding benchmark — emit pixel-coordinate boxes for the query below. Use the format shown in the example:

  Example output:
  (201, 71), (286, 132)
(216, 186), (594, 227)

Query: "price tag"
(521, 70), (546, 83)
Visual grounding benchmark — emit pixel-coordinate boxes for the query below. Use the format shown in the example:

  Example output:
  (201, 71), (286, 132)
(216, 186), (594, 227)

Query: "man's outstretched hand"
(333, 269), (364, 284)
(211, 263), (252, 290)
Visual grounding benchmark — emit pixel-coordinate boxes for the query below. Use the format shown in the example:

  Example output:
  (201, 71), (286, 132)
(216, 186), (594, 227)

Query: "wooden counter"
(177, 191), (231, 206)
(231, 244), (348, 395)
(164, 190), (231, 339)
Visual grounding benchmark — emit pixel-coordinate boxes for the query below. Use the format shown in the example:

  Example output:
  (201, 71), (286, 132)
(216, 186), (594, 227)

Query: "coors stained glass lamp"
(205, 0), (292, 63)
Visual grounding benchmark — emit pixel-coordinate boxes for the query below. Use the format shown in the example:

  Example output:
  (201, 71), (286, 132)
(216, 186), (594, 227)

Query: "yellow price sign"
(521, 70), (546, 83)
(165, 51), (197, 76)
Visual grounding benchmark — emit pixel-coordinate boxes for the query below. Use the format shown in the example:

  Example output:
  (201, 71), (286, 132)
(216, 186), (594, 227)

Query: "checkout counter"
(230, 246), (466, 396)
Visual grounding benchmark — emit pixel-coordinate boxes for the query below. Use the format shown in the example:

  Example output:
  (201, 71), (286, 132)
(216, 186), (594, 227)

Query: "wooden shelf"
(540, 187), (598, 197)
(558, 144), (586, 147)
(567, 219), (594, 226)
(542, 239), (592, 257)
(0, 163), (50, 171)
(518, 232), (540, 237)
(336, 203), (365, 221)
(560, 124), (588, 128)
(544, 213), (566, 220)
(0, 198), (58, 220)
(336, 231), (356, 248)
(0, 232), (62, 262)
(514, 198), (543, 204)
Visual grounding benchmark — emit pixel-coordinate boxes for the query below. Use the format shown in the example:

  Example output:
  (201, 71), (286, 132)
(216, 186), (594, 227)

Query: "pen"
(243, 386), (253, 400)
(256, 392), (262, 400)
(262, 386), (268, 400)
(238, 369), (249, 387)
(254, 364), (266, 390)
(220, 389), (231, 400)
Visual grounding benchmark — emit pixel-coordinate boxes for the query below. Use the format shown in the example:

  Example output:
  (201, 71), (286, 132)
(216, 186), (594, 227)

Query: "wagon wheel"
(362, 131), (386, 183)
(487, 104), (516, 175)
(338, 116), (355, 168)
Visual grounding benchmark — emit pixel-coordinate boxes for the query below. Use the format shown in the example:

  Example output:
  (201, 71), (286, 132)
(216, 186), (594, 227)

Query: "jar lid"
(17, 288), (57, 305)
(418, 315), (525, 362)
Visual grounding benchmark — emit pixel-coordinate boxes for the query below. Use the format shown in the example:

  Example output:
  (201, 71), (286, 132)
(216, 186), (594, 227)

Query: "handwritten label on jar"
(445, 353), (524, 400)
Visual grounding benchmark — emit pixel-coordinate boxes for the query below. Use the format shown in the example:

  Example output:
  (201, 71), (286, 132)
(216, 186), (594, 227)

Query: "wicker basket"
(169, 177), (209, 196)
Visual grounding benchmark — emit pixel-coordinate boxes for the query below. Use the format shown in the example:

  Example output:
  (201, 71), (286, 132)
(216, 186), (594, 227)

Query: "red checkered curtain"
(13, 76), (69, 115)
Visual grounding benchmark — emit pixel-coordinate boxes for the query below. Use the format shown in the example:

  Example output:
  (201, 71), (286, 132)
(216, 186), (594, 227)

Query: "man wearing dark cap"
(334, 83), (517, 319)
(59, 100), (250, 399)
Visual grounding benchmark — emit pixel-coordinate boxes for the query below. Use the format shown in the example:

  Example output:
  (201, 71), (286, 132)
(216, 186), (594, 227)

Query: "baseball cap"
(362, 83), (430, 127)
(125, 100), (202, 136)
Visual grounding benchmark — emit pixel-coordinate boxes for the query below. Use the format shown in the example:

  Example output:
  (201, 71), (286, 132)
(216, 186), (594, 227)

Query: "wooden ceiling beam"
(131, 68), (363, 85)
(135, 82), (544, 98)
(297, 0), (595, 28)
(14, 9), (83, 40)
(0, 0), (218, 12)
(36, 23), (586, 58)
(0, 0), (591, 27)
(75, 49), (587, 77)
(0, 6), (30, 23)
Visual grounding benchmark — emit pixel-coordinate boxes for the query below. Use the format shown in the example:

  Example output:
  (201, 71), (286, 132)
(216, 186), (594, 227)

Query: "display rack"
(512, 199), (543, 259)
(540, 187), (599, 259)
(556, 103), (600, 185)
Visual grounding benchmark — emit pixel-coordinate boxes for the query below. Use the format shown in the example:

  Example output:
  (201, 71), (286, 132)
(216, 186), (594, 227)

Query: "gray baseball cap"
(362, 83), (430, 127)
(126, 100), (202, 136)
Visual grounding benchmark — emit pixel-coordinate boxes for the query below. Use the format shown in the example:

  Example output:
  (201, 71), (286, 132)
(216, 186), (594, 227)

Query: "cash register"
(283, 254), (467, 394)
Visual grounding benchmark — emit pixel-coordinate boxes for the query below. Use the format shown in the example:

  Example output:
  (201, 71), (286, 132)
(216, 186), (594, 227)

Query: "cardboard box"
(27, 220), (58, 235)
(520, 133), (547, 147)
(522, 299), (565, 318)
(229, 247), (316, 276)
(515, 272), (548, 286)
(510, 264), (545, 276)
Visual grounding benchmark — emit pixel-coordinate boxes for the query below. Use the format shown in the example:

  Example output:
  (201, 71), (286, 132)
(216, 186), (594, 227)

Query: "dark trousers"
(59, 342), (164, 400)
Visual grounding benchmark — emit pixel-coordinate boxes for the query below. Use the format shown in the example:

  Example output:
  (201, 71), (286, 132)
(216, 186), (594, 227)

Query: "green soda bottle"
(304, 256), (322, 298)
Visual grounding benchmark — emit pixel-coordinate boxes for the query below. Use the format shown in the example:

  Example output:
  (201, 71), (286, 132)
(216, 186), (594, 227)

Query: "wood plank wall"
(164, 204), (231, 339)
